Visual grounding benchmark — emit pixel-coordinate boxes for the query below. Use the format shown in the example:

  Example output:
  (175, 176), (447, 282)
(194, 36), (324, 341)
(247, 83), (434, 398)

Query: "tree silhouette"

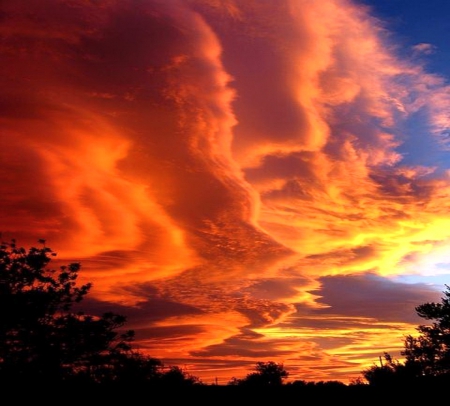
(362, 285), (450, 386)
(361, 352), (420, 387)
(401, 284), (450, 376)
(229, 361), (289, 387)
(0, 239), (136, 383)
(0, 239), (200, 386)
(158, 366), (202, 387)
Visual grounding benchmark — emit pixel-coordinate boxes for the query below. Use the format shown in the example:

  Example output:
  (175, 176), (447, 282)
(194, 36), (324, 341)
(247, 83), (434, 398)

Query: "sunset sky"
(2, 0), (450, 384)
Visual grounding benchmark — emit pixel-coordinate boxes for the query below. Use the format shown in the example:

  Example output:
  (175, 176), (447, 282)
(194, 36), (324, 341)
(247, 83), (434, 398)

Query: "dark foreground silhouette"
(1, 240), (450, 401)
(6, 379), (449, 404)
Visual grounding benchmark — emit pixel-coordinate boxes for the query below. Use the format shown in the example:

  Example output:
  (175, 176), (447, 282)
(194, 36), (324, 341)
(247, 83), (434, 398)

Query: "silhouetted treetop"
(362, 285), (450, 387)
(229, 361), (289, 387)
(402, 284), (450, 376)
(0, 239), (201, 387)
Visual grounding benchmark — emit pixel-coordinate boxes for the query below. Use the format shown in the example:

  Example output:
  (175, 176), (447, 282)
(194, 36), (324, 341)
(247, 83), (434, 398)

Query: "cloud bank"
(2, 0), (450, 383)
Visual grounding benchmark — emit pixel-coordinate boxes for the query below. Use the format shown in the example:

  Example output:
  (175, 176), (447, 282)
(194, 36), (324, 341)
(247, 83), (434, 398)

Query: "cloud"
(310, 273), (442, 323)
(412, 43), (436, 55)
(2, 0), (450, 384)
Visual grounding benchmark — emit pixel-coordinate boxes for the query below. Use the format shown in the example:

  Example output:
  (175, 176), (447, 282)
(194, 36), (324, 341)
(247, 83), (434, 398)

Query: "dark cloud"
(309, 273), (442, 323)
(192, 329), (295, 358)
(243, 277), (308, 301)
(81, 285), (204, 324)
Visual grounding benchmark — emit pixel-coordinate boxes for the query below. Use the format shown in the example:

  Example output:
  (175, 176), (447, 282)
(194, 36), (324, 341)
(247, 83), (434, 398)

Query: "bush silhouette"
(229, 361), (289, 387)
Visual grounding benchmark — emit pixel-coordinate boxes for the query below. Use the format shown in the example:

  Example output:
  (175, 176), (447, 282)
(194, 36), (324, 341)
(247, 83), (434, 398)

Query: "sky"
(2, 0), (450, 384)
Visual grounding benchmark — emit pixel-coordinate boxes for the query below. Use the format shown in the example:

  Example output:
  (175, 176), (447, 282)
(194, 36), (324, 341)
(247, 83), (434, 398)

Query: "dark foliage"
(228, 361), (289, 387)
(401, 285), (450, 376)
(0, 239), (200, 387)
(362, 285), (450, 387)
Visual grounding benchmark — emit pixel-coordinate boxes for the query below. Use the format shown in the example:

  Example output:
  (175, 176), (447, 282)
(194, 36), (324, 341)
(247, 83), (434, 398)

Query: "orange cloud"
(2, 0), (450, 384)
